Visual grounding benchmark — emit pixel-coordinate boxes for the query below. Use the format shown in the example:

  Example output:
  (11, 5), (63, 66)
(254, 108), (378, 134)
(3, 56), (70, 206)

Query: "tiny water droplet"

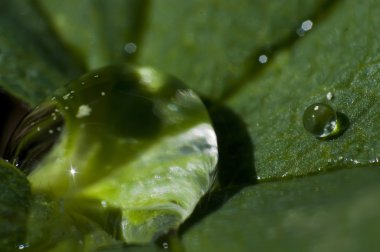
(101, 91), (106, 96)
(124, 42), (137, 54)
(48, 129), (54, 134)
(297, 19), (313, 36)
(303, 103), (338, 138)
(258, 54), (268, 64)
(94, 74), (99, 78)
(301, 20), (313, 31)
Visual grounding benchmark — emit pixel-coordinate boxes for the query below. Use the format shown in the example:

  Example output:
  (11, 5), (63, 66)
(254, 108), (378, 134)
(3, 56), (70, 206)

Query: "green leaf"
(0, 160), (30, 251)
(182, 168), (380, 252)
(37, 0), (149, 70)
(138, 0), (322, 98)
(0, 0), (82, 105)
(1, 0), (380, 251)
(225, 0), (380, 179)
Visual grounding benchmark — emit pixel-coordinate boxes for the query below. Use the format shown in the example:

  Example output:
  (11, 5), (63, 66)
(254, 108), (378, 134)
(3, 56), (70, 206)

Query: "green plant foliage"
(1, 0), (380, 251)
(182, 168), (380, 252)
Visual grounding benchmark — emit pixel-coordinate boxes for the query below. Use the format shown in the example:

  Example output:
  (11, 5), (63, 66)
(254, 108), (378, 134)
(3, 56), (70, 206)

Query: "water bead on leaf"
(303, 103), (337, 138)
(5, 65), (218, 244)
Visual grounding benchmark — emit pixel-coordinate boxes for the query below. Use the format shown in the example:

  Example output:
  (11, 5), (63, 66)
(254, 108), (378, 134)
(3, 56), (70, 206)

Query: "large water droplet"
(5, 65), (218, 244)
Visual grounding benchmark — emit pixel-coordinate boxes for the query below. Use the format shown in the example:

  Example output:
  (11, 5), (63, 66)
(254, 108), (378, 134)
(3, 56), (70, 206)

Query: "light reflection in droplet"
(76, 105), (92, 118)
(326, 92), (334, 101)
(18, 243), (29, 250)
(101, 200), (107, 208)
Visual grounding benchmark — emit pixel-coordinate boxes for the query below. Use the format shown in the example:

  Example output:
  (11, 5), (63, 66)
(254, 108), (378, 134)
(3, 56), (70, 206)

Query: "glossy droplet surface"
(303, 103), (338, 138)
(6, 65), (218, 244)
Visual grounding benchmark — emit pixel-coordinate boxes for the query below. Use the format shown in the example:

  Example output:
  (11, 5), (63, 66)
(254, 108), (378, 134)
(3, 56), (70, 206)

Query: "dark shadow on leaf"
(0, 90), (30, 158)
(179, 99), (256, 235)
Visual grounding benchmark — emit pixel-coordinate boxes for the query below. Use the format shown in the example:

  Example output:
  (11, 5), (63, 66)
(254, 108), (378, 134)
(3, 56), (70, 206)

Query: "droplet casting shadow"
(179, 98), (256, 235)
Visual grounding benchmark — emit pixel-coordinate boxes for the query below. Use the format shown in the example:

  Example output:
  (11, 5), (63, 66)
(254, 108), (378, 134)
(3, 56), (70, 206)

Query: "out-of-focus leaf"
(183, 167), (380, 252)
(138, 0), (322, 98)
(37, 0), (149, 70)
(0, 0), (82, 105)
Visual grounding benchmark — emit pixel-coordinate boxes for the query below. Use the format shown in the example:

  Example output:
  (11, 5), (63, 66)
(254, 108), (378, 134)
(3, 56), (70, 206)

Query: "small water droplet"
(48, 129), (54, 134)
(303, 103), (338, 138)
(301, 20), (313, 31)
(124, 42), (137, 54)
(258, 54), (268, 64)
(297, 19), (313, 36)
(101, 91), (106, 96)
(81, 81), (85, 85)
(37, 127), (41, 132)
(94, 74), (99, 78)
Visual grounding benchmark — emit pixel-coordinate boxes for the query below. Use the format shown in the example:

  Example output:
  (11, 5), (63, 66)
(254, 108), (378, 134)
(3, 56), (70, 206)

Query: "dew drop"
(124, 42), (137, 54)
(297, 19), (313, 36)
(302, 103), (338, 138)
(258, 54), (268, 64)
(301, 20), (313, 31)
